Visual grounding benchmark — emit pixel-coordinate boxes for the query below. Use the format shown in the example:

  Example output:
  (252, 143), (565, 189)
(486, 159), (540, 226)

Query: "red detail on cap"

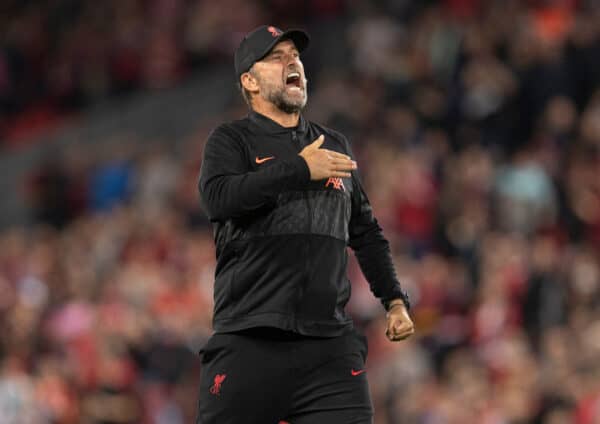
(279, 421), (290, 424)
(268, 26), (282, 37)
(209, 374), (227, 395)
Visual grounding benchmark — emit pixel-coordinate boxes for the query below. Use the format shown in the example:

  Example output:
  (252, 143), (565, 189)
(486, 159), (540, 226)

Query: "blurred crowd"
(1, 0), (335, 144)
(2, 0), (600, 423)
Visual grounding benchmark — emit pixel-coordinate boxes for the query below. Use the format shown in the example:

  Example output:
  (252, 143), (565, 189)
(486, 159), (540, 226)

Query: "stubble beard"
(261, 78), (307, 114)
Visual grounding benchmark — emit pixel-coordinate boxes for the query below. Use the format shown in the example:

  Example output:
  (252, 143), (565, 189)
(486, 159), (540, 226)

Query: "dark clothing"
(196, 329), (373, 424)
(198, 111), (404, 337)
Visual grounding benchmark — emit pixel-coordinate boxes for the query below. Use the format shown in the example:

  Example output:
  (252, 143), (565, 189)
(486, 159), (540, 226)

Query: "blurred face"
(249, 39), (307, 113)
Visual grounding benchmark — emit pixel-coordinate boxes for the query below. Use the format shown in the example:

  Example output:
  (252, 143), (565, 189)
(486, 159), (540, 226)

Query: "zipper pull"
(291, 130), (300, 149)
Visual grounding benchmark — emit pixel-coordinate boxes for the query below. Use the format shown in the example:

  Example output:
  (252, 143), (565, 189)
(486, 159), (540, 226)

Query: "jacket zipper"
(292, 129), (311, 320)
(292, 130), (312, 234)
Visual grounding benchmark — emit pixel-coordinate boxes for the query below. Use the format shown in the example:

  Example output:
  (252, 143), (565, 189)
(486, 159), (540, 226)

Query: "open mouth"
(285, 72), (302, 89)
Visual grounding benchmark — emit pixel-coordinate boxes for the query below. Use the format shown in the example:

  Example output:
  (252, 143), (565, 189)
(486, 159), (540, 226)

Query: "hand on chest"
(249, 133), (353, 194)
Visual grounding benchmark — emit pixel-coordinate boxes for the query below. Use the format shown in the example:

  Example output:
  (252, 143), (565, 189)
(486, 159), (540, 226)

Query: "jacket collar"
(248, 110), (308, 134)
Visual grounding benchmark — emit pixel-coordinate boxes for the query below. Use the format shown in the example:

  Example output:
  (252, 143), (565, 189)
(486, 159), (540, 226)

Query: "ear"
(240, 71), (259, 93)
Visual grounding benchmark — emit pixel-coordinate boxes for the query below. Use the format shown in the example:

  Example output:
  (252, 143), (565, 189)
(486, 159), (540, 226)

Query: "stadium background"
(1, 0), (600, 422)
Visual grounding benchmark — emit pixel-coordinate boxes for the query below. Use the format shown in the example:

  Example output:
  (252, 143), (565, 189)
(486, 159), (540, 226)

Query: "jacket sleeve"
(348, 164), (407, 309)
(199, 125), (310, 221)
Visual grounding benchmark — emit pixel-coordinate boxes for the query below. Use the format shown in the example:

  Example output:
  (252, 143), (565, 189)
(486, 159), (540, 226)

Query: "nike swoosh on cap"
(351, 369), (366, 376)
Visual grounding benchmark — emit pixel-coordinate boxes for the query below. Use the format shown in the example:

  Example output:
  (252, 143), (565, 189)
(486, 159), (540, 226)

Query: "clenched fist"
(385, 300), (415, 342)
(299, 135), (357, 181)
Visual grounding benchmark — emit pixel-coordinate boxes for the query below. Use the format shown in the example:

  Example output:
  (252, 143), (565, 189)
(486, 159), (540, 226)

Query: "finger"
(386, 330), (413, 341)
(330, 159), (357, 168)
(330, 171), (352, 178)
(388, 326), (414, 339)
(330, 161), (356, 172)
(388, 321), (414, 334)
(386, 329), (411, 341)
(310, 135), (325, 149)
(393, 332), (413, 341)
(321, 149), (351, 160)
(393, 325), (415, 334)
(392, 321), (414, 333)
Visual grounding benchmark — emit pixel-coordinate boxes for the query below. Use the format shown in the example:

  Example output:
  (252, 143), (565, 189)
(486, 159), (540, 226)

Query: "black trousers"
(196, 328), (373, 424)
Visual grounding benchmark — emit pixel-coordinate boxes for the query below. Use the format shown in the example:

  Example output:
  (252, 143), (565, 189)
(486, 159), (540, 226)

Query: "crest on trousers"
(210, 374), (227, 395)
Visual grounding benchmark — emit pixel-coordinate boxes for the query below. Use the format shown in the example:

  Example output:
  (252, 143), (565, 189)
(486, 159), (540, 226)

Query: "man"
(197, 25), (414, 424)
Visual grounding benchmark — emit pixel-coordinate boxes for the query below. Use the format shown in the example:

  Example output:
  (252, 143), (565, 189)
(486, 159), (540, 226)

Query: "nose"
(284, 53), (300, 67)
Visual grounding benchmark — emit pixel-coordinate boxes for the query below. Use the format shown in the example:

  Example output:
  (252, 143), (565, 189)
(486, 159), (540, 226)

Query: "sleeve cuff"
(288, 154), (311, 187)
(382, 290), (411, 311)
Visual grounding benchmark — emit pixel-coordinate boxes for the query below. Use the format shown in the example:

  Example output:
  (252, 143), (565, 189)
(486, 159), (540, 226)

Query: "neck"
(252, 99), (300, 128)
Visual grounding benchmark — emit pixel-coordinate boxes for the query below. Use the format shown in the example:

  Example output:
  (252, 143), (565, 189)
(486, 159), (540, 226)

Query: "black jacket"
(199, 111), (406, 337)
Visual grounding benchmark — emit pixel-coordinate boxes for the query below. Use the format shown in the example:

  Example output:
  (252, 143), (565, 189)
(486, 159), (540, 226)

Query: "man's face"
(250, 39), (307, 113)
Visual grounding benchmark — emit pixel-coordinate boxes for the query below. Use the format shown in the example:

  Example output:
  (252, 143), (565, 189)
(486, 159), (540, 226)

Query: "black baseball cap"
(234, 25), (310, 81)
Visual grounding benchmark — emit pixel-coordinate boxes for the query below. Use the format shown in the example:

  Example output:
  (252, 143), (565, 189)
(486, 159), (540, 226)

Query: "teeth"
(287, 72), (300, 79)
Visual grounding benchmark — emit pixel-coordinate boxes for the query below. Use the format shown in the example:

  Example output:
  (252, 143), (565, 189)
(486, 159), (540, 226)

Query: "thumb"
(309, 135), (324, 150)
